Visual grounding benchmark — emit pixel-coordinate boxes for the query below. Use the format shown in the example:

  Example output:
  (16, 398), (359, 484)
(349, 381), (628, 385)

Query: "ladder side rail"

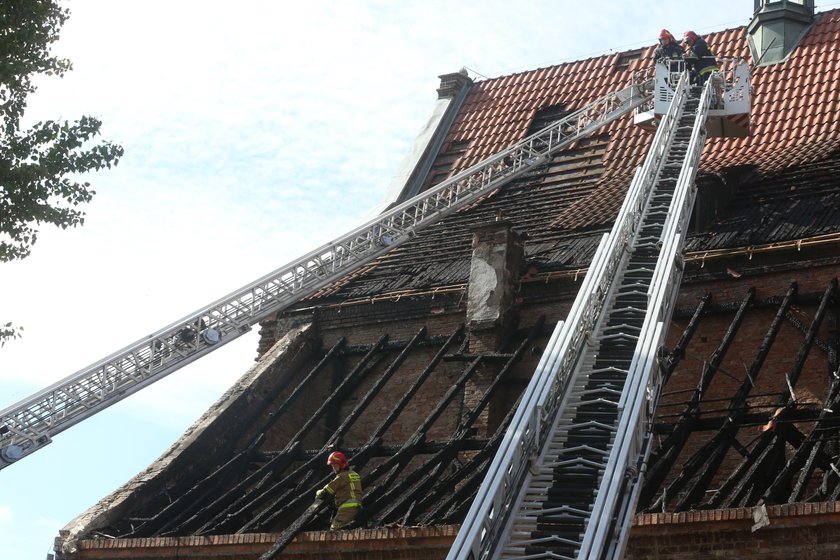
(451, 156), (656, 560)
(451, 318), (567, 560)
(578, 78), (713, 560)
(446, 236), (613, 560)
(644, 82), (711, 336)
(450, 72), (681, 557)
(448, 146), (659, 560)
(3, 78), (652, 420)
(574, 74), (688, 558)
(448, 189), (635, 560)
(1, 81), (653, 468)
(633, 80), (710, 354)
(593, 321), (666, 560)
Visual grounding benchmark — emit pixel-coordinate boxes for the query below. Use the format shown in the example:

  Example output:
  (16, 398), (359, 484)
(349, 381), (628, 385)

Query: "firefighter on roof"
(315, 451), (363, 529)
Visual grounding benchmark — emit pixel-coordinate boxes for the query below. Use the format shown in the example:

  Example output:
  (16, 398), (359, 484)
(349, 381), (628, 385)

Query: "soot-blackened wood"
(642, 288), (754, 509)
(233, 326), (467, 536)
(781, 279), (837, 394)
(219, 328), (429, 534)
(171, 338), (346, 535)
(252, 439), (489, 461)
(712, 280), (836, 508)
(368, 323), (534, 527)
(771, 378), (840, 503)
(373, 460), (451, 525)
(417, 401), (518, 525)
(251, 337), (347, 445)
(133, 434), (266, 537)
(419, 441), (499, 525)
(257, 500), (330, 560)
(204, 336), (390, 534)
(171, 442), (301, 536)
(705, 433), (774, 509)
(357, 356), (486, 514)
(662, 293), (710, 385)
(736, 435), (788, 507)
(667, 283), (796, 511)
(145, 339), (343, 536)
(328, 327), (428, 448)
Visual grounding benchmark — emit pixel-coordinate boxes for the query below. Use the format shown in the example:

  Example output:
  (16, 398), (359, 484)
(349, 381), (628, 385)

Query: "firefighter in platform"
(315, 451), (363, 529)
(683, 30), (719, 85)
(653, 29), (683, 64)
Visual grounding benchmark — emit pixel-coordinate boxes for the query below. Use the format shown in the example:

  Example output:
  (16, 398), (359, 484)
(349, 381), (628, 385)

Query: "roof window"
(615, 48), (644, 70)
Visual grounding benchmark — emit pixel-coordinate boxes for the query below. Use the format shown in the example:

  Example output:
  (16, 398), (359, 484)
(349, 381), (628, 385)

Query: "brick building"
(55, 2), (840, 559)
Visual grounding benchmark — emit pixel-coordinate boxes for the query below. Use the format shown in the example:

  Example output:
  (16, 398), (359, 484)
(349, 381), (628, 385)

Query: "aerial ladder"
(448, 58), (750, 560)
(0, 78), (654, 470)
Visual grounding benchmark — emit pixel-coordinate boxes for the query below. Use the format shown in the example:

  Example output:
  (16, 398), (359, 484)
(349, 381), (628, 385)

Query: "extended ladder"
(448, 72), (712, 560)
(0, 80), (653, 469)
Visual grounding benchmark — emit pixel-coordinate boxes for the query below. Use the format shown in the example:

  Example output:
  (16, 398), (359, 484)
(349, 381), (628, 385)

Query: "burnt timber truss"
(89, 317), (550, 552)
(78, 276), (840, 557)
(640, 279), (840, 513)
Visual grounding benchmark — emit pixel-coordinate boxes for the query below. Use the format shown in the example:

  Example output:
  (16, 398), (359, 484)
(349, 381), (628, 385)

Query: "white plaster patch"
(468, 257), (500, 323)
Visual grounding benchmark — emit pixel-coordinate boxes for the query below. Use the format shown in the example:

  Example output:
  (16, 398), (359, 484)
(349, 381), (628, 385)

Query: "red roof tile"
(428, 10), (840, 231)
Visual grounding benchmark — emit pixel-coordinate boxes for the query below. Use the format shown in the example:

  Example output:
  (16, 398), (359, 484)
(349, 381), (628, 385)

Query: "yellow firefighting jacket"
(318, 468), (363, 509)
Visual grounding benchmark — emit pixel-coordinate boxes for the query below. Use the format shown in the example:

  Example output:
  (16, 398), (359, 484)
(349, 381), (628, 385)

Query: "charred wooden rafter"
(229, 325), (470, 549)
(364, 318), (543, 527)
(167, 336), (387, 536)
(641, 288), (755, 509)
(667, 283), (797, 512)
(706, 279), (837, 509)
(207, 331), (411, 535)
(662, 293), (710, 385)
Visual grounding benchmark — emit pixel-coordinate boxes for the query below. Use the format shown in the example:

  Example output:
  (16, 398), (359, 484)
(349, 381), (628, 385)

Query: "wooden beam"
(641, 288), (754, 510)
(707, 280), (837, 508)
(670, 283), (796, 511)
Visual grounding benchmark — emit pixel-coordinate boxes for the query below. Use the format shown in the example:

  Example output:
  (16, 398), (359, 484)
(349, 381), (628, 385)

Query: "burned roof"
(310, 11), (840, 303)
(58, 9), (840, 560)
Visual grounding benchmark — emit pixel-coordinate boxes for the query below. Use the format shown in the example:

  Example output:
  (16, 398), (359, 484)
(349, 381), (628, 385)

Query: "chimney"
(437, 68), (472, 99)
(748, 0), (816, 65)
(466, 219), (525, 353)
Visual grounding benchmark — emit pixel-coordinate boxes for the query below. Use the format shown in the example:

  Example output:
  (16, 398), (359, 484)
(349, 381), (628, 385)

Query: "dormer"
(748, 0), (816, 65)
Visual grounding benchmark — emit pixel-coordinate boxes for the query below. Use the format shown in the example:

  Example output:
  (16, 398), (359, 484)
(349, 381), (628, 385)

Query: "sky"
(1, 1), (837, 558)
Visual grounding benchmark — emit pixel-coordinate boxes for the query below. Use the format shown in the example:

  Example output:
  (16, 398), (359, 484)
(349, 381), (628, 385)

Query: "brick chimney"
(466, 219), (525, 353)
(437, 68), (471, 99)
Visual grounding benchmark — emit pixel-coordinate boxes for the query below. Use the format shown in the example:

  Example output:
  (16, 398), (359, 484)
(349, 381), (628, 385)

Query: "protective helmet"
(327, 451), (348, 468)
(659, 29), (675, 43)
(683, 31), (699, 44)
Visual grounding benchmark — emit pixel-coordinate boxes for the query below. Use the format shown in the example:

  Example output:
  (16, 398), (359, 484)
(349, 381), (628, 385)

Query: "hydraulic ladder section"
(0, 80), (653, 470)
(448, 72), (711, 560)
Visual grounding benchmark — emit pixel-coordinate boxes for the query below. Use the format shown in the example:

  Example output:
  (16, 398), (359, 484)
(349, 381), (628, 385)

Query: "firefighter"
(315, 451), (363, 529)
(653, 29), (683, 63)
(682, 30), (719, 86)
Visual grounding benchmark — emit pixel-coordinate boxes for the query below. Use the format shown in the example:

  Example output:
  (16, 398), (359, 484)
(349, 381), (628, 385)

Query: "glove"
(315, 489), (327, 501)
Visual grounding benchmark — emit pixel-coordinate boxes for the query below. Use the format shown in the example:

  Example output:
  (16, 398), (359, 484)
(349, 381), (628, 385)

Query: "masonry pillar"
(464, 219), (525, 435)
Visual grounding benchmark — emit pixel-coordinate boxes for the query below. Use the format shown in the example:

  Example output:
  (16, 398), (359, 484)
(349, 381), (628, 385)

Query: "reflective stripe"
(348, 471), (361, 501)
(339, 500), (362, 509)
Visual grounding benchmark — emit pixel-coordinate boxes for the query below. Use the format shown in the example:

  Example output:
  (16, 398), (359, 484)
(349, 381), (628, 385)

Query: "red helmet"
(683, 31), (699, 44)
(327, 451), (348, 468)
(659, 29), (675, 43)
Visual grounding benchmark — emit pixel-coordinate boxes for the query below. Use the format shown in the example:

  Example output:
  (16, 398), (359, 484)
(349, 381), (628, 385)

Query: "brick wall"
(75, 502), (840, 560)
(628, 502), (840, 559)
(76, 526), (460, 559)
(147, 262), (840, 560)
